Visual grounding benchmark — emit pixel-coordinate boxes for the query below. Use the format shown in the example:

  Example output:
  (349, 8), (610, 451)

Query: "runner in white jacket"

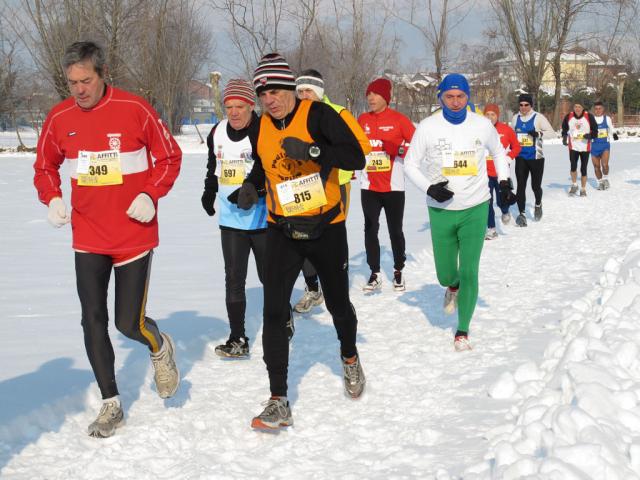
(404, 73), (515, 351)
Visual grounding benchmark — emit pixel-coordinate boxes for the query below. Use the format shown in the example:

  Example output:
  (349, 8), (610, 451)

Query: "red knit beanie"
(223, 79), (255, 106)
(484, 103), (500, 116)
(366, 78), (392, 105)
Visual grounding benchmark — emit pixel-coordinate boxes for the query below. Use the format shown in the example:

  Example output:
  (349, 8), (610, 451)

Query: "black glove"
(613, 133), (619, 141)
(527, 130), (539, 139)
(427, 181), (454, 203)
(282, 137), (312, 161)
(227, 182), (259, 210)
(582, 133), (591, 140)
(499, 180), (517, 206)
(201, 190), (216, 216)
(562, 135), (568, 146)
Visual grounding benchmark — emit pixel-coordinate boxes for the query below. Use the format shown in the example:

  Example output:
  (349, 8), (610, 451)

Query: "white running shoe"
(580, 188), (587, 197)
(363, 272), (382, 292)
(568, 184), (579, 196)
(454, 335), (473, 352)
(87, 399), (124, 438)
(485, 228), (498, 240)
(150, 333), (180, 399)
(251, 397), (293, 430)
(501, 213), (511, 224)
(293, 287), (324, 313)
(393, 270), (405, 291)
(443, 287), (458, 314)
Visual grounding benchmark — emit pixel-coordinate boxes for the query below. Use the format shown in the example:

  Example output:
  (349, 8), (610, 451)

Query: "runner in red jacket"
(358, 78), (415, 292)
(33, 41), (181, 438)
(483, 104), (520, 238)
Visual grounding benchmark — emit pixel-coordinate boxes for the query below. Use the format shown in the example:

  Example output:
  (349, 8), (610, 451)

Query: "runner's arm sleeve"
(204, 124), (219, 193)
(308, 102), (366, 171)
(561, 115), (569, 137)
(403, 120), (431, 193)
(339, 109), (372, 155)
(487, 127), (510, 181)
(507, 127), (521, 159)
(400, 115), (416, 156)
(243, 120), (266, 195)
(140, 105), (182, 203)
(538, 114), (556, 138)
(588, 114), (599, 139)
(33, 114), (65, 205)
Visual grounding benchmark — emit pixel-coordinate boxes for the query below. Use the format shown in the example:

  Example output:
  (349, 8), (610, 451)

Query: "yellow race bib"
(597, 128), (608, 139)
(276, 173), (328, 216)
(517, 133), (533, 147)
(77, 150), (123, 186)
(442, 150), (478, 176)
(365, 151), (391, 172)
(219, 159), (246, 185)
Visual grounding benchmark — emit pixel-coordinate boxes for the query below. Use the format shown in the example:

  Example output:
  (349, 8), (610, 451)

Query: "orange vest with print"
(257, 100), (345, 224)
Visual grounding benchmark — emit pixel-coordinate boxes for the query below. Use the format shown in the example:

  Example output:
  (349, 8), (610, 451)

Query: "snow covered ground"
(1, 132), (640, 479)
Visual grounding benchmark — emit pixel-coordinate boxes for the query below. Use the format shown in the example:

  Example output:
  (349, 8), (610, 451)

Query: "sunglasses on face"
(519, 103), (530, 107)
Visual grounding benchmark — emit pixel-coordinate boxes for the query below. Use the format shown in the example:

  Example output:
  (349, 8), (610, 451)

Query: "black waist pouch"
(273, 203), (341, 240)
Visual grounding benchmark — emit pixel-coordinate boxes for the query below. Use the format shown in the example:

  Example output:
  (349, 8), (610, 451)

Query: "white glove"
(126, 193), (156, 223)
(47, 197), (71, 227)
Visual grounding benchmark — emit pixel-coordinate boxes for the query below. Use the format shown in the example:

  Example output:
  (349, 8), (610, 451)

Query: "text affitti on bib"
(77, 150), (123, 186)
(517, 133), (533, 147)
(219, 159), (246, 185)
(442, 149), (478, 176)
(365, 151), (391, 172)
(276, 172), (327, 216)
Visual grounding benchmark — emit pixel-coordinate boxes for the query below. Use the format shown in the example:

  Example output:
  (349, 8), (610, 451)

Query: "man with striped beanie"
(236, 53), (367, 430)
(201, 78), (267, 359)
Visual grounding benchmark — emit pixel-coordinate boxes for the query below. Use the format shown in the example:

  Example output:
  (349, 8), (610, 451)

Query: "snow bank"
(467, 238), (640, 480)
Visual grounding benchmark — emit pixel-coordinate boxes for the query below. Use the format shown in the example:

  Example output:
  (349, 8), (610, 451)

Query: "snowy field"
(1, 131), (640, 479)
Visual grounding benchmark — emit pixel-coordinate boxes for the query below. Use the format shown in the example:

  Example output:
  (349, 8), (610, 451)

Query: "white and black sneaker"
(393, 270), (405, 291)
(580, 188), (587, 197)
(597, 180), (605, 191)
(515, 213), (527, 227)
(293, 287), (324, 313)
(501, 213), (511, 225)
(534, 204), (542, 221)
(443, 287), (458, 314)
(603, 179), (610, 189)
(342, 354), (366, 399)
(215, 336), (249, 358)
(363, 272), (382, 292)
(485, 228), (498, 240)
(568, 184), (579, 196)
(150, 333), (180, 399)
(88, 398), (124, 438)
(251, 397), (293, 430)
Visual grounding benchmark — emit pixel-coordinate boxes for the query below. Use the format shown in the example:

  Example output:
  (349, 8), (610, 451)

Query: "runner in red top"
(33, 41), (181, 438)
(483, 103), (520, 238)
(357, 78), (415, 292)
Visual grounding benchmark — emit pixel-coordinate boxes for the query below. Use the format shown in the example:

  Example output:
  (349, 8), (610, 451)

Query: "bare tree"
(286, 0), (321, 72)
(490, 0), (559, 109)
(0, 13), (19, 127)
(320, 0), (400, 113)
(547, 0), (595, 128)
(209, 0), (288, 78)
(129, 0), (211, 134)
(391, 0), (474, 81)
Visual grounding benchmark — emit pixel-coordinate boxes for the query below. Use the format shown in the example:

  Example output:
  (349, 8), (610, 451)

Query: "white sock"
(103, 395), (120, 406)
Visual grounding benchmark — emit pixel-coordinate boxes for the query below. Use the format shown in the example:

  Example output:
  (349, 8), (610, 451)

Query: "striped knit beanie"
(296, 69), (325, 100)
(223, 79), (255, 106)
(253, 53), (296, 94)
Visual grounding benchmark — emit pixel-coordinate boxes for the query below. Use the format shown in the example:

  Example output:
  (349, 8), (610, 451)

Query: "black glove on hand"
(582, 133), (591, 140)
(562, 135), (568, 146)
(228, 182), (259, 210)
(528, 130), (539, 139)
(427, 181), (454, 203)
(282, 137), (312, 161)
(499, 180), (517, 206)
(201, 190), (216, 216)
(613, 133), (619, 141)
